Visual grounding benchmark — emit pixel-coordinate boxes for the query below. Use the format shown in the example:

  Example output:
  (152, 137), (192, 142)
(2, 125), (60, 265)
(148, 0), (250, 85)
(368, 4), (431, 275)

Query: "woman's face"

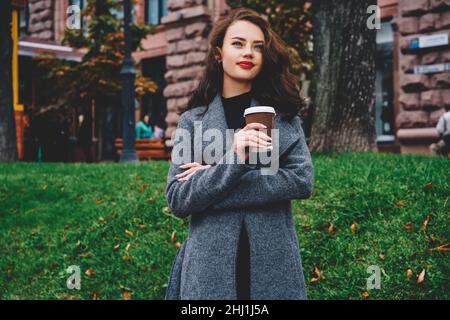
(216, 20), (265, 85)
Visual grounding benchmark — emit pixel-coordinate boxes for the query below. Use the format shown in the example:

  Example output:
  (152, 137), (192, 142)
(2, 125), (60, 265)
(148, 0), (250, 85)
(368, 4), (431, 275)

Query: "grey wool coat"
(164, 93), (314, 300)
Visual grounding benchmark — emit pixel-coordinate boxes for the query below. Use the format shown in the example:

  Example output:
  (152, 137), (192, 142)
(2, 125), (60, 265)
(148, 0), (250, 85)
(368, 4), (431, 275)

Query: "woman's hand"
(233, 123), (273, 162)
(176, 162), (212, 181)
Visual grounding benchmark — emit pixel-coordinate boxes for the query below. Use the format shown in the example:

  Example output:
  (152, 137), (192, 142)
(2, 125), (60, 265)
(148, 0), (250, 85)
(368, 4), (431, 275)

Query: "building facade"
(16, 0), (230, 161)
(14, 0), (450, 161)
(378, 0), (450, 154)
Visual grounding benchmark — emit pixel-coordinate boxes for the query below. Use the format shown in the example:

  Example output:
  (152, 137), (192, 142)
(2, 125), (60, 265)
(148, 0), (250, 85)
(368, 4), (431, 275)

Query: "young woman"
(135, 114), (153, 139)
(164, 8), (314, 300)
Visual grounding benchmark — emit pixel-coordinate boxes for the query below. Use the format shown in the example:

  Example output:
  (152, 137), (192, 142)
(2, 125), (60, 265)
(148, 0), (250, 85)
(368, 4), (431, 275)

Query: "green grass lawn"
(0, 152), (448, 300)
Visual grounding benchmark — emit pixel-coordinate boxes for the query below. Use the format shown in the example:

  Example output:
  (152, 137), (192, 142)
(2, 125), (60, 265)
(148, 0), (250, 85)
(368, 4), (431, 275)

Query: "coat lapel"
(199, 93), (298, 164)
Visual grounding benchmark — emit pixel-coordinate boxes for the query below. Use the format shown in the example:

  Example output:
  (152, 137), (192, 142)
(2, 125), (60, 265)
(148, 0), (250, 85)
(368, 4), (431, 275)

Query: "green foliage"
(0, 153), (448, 299)
(34, 0), (158, 114)
(226, 0), (313, 76)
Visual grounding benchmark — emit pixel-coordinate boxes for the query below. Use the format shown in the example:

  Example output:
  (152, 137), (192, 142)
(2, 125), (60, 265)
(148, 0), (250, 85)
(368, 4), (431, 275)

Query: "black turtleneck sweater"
(221, 90), (252, 130)
(221, 90), (252, 300)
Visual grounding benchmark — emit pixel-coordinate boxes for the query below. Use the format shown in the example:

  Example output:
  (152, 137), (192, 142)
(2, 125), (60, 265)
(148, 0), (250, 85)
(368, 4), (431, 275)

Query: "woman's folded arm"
(209, 128), (313, 211)
(165, 113), (254, 218)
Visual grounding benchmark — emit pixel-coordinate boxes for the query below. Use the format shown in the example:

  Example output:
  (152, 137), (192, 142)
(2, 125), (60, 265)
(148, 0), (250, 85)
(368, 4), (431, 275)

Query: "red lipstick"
(238, 61), (254, 69)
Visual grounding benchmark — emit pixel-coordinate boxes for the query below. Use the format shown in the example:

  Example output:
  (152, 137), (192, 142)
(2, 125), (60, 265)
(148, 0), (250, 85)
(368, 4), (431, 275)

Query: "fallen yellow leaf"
(114, 244), (120, 251)
(404, 222), (413, 230)
(175, 242), (182, 248)
(59, 293), (79, 300)
(85, 268), (95, 277)
(394, 200), (406, 207)
(417, 269), (426, 284)
(422, 215), (431, 234)
(314, 266), (325, 280)
(327, 222), (334, 234)
(428, 243), (450, 251)
(125, 230), (134, 237)
(423, 182), (433, 190)
(171, 231), (176, 243)
(350, 223), (357, 235)
(99, 216), (106, 224)
(310, 277), (318, 283)
(125, 243), (131, 251)
(406, 269), (413, 279)
(361, 291), (369, 298)
(122, 292), (132, 300)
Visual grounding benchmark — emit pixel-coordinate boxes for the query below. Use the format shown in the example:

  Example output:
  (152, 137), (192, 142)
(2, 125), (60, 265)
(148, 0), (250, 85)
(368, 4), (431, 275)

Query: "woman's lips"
(238, 62), (254, 69)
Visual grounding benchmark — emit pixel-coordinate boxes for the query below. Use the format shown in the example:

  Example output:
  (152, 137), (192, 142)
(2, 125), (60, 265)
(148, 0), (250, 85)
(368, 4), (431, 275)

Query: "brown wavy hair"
(180, 8), (306, 122)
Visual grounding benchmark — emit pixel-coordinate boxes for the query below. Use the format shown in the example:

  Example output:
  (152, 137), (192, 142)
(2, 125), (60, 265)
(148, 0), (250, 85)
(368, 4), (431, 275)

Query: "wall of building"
(28, 0), (55, 41)
(25, 1), (446, 157)
(161, 0), (229, 146)
(395, 0), (450, 154)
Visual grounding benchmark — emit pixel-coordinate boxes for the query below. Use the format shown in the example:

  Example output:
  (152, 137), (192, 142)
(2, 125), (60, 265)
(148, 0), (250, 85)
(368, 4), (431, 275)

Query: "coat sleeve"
(209, 122), (314, 211)
(165, 112), (255, 218)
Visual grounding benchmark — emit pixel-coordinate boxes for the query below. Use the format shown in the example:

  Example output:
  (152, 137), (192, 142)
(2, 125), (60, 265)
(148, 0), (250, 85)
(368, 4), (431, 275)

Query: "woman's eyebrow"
(231, 36), (264, 44)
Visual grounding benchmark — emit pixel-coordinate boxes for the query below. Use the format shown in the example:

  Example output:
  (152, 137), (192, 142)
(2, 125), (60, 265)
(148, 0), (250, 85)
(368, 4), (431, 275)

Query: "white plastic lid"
(243, 106), (276, 117)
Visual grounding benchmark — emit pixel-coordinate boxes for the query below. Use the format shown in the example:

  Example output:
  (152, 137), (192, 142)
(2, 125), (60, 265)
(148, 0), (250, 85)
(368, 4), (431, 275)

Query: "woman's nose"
(243, 44), (254, 56)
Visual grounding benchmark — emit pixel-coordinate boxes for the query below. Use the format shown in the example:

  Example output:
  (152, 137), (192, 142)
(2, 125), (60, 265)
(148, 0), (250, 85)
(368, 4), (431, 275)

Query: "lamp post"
(120, 0), (138, 162)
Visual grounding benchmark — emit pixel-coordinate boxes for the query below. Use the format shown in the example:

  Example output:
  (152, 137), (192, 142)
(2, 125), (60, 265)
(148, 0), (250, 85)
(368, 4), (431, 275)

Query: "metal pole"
(120, 0), (138, 162)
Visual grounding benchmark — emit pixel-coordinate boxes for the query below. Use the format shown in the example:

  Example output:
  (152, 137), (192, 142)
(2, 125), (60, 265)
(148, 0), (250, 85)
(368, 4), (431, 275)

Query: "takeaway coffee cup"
(244, 106), (276, 153)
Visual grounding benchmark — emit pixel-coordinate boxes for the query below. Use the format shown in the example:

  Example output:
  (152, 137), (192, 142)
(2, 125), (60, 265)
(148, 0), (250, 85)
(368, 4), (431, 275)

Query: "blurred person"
(136, 114), (153, 139)
(153, 124), (164, 139)
(430, 106), (450, 156)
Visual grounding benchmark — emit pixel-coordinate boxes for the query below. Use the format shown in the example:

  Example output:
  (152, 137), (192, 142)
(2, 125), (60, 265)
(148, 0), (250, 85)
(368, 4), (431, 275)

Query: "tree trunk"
(310, 0), (377, 152)
(0, 1), (18, 161)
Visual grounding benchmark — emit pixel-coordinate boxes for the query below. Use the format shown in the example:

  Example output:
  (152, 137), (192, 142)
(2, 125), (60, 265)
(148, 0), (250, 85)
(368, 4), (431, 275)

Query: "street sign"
(414, 63), (450, 74)
(408, 33), (449, 49)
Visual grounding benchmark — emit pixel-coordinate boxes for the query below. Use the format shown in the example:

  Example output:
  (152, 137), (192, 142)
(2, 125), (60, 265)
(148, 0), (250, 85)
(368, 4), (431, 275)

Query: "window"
(68, 0), (88, 34)
(18, 4), (29, 36)
(69, 0), (87, 10)
(110, 6), (137, 23)
(145, 0), (168, 25)
(375, 21), (395, 144)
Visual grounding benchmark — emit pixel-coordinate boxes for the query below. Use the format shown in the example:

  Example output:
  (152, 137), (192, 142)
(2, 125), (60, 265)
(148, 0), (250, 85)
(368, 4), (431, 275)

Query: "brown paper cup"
(244, 106), (276, 153)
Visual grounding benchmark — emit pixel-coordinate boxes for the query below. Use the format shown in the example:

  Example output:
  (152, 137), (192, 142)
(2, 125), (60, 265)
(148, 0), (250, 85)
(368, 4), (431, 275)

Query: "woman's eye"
(232, 41), (242, 47)
(255, 45), (264, 51)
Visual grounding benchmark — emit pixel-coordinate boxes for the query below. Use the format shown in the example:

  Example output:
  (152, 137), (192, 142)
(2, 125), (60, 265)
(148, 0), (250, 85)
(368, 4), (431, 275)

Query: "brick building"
(14, 0), (450, 161)
(378, 0), (450, 154)
(16, 0), (230, 161)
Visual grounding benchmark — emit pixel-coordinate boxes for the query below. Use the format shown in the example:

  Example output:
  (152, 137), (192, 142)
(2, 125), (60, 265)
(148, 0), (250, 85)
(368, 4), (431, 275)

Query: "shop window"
(145, 0), (168, 25)
(375, 21), (395, 144)
(18, 3), (29, 36)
